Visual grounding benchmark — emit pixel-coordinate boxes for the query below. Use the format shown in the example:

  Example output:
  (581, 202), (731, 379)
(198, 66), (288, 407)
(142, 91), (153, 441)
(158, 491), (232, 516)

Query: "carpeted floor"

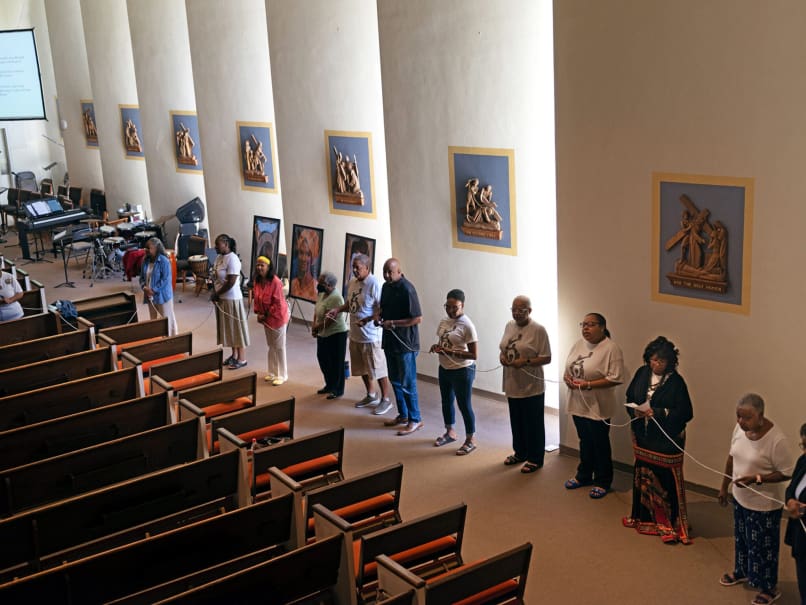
(4, 235), (801, 604)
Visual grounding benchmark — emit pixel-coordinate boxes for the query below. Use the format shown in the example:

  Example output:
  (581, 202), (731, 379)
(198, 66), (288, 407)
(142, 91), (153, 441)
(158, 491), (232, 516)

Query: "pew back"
(0, 312), (61, 346)
(58, 291), (137, 331)
(0, 392), (171, 471)
(0, 367), (141, 431)
(0, 328), (95, 372)
(120, 332), (193, 372)
(210, 396), (295, 454)
(19, 287), (47, 316)
(0, 347), (114, 396)
(149, 349), (223, 396)
(177, 373), (257, 422)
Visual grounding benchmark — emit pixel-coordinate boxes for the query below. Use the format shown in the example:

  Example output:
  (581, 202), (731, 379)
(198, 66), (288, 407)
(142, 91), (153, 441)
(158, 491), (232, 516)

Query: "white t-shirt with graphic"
(436, 314), (478, 369)
(499, 319), (551, 398)
(564, 337), (625, 420)
(346, 274), (381, 343)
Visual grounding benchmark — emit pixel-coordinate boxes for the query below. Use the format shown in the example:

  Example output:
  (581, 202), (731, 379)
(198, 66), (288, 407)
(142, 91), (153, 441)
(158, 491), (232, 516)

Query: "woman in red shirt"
(252, 256), (290, 385)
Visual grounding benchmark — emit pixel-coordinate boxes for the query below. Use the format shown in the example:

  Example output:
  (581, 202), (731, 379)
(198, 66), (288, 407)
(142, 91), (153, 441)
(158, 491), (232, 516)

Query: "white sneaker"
(355, 393), (380, 408)
(372, 398), (393, 415)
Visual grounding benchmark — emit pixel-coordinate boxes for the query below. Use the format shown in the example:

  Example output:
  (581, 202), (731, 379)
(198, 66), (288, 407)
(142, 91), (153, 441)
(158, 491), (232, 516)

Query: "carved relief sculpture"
(175, 122), (197, 166)
(461, 177), (503, 240)
(83, 108), (97, 143)
(124, 119), (142, 153)
(243, 133), (269, 183)
(664, 194), (728, 293)
(332, 145), (364, 206)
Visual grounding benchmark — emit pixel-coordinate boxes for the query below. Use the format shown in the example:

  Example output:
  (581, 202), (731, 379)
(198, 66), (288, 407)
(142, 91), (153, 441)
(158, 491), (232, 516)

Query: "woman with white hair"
(312, 271), (348, 399)
(139, 237), (178, 336)
(718, 392), (793, 605)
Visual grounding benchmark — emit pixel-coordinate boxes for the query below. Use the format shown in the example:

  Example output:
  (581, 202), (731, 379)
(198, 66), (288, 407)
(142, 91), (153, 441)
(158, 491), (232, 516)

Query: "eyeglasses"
(579, 322), (601, 328)
(444, 304), (460, 311)
(510, 308), (529, 315)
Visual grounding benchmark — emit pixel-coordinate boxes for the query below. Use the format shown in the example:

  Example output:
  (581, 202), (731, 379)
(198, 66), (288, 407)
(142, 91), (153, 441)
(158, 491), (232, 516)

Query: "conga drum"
(188, 254), (209, 296)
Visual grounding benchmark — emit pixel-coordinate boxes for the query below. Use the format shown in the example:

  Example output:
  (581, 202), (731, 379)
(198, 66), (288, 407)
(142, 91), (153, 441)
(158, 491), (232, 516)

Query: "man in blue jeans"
(376, 258), (423, 436)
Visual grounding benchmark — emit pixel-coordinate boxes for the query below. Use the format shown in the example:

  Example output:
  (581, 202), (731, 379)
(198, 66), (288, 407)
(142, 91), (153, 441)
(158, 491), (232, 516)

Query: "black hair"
(252, 257), (276, 285)
(642, 336), (679, 369)
(216, 233), (237, 253)
(585, 312), (611, 338)
(446, 288), (465, 303)
(800, 422), (806, 438)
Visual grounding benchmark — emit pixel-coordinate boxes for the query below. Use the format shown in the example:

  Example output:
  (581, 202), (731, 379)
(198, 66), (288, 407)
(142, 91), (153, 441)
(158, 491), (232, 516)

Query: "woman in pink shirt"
(252, 255), (290, 385)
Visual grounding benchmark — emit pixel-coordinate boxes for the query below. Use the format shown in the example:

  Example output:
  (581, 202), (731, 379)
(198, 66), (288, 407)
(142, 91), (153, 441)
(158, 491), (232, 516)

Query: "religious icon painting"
(119, 105), (144, 159)
(342, 233), (376, 299)
(289, 224), (324, 303)
(449, 146), (516, 255)
(170, 111), (203, 173)
(325, 130), (376, 219)
(237, 122), (277, 193)
(80, 100), (98, 148)
(652, 172), (754, 314)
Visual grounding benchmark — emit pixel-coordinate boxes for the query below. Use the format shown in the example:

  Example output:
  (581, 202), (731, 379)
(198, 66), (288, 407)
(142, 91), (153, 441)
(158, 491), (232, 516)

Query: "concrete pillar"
(44, 0), (101, 193)
(127, 0), (206, 244)
(185, 0), (284, 265)
(266, 0), (392, 302)
(80, 0), (150, 216)
(377, 0), (558, 396)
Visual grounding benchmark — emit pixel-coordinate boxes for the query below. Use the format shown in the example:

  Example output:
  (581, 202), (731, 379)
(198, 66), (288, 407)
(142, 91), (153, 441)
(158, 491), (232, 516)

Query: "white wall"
(43, 0), (102, 193)
(127, 0), (206, 241)
(554, 0), (806, 487)
(185, 0), (284, 261)
(0, 0), (66, 188)
(377, 0), (559, 399)
(266, 0), (392, 303)
(80, 0), (150, 213)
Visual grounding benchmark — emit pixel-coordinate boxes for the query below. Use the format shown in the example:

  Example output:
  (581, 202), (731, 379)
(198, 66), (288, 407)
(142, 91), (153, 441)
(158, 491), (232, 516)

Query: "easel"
(287, 296), (310, 330)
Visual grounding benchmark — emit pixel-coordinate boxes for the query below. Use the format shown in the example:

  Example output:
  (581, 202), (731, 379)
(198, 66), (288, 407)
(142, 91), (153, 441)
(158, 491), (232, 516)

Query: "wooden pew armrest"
(119, 350), (141, 369)
(217, 427), (246, 452)
(97, 333), (115, 347)
(377, 554), (427, 589)
(313, 502), (352, 533)
(178, 398), (205, 421)
(150, 374), (173, 394)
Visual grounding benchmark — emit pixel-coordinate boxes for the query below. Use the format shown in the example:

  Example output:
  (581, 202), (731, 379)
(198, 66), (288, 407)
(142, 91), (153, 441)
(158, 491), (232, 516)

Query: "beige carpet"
(5, 238), (800, 604)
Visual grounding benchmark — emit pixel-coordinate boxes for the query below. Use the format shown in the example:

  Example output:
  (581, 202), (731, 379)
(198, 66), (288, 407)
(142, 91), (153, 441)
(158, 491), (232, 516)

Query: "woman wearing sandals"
(622, 336), (693, 543)
(430, 289), (478, 456)
(562, 313), (624, 498)
(718, 393), (793, 605)
(253, 255), (290, 385)
(499, 295), (552, 474)
(211, 234), (249, 369)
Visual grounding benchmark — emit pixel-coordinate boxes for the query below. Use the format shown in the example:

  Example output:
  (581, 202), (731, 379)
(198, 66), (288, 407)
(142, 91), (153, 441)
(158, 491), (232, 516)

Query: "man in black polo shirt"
(377, 258), (423, 435)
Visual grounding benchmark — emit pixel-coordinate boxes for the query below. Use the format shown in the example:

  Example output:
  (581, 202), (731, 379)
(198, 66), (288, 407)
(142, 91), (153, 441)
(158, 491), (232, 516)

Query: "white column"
(266, 0), (392, 298)
(185, 0), (284, 263)
(80, 0), (150, 216)
(377, 0), (558, 397)
(44, 0), (102, 192)
(127, 0), (206, 242)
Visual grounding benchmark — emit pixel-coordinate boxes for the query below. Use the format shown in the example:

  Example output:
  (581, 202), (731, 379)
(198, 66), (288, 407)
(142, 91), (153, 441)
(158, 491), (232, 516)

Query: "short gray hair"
(352, 253), (370, 268)
(320, 271), (338, 288)
(737, 392), (764, 414)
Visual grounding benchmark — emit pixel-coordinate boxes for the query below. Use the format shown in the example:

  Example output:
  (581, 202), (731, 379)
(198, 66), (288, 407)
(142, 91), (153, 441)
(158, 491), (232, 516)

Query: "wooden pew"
(221, 426), (341, 502)
(209, 396), (295, 454)
(0, 418), (203, 517)
(177, 373), (257, 424)
(0, 367), (141, 431)
(0, 450), (243, 582)
(0, 347), (114, 396)
(271, 462), (403, 549)
(314, 503), (467, 605)
(98, 317), (168, 361)
(0, 312), (62, 346)
(120, 332), (193, 372)
(53, 291), (138, 331)
(149, 349), (224, 397)
(19, 286), (47, 317)
(0, 494), (294, 605)
(0, 325), (96, 371)
(151, 534), (348, 605)
(376, 542), (532, 605)
(0, 392), (171, 471)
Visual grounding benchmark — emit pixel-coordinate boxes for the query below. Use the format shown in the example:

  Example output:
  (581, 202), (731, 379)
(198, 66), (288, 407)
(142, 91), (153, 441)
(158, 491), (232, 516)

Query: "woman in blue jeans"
(430, 289), (478, 455)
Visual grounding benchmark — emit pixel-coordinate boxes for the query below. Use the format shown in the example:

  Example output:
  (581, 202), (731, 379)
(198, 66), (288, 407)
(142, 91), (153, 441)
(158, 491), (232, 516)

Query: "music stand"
(54, 230), (75, 287)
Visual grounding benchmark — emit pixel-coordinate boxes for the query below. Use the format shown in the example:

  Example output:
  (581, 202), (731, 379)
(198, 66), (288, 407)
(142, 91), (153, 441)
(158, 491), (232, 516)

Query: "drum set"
(76, 219), (164, 285)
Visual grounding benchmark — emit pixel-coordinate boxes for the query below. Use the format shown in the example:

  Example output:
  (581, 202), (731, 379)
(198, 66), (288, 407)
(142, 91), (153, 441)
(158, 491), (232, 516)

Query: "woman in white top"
(430, 289), (478, 455)
(718, 393), (793, 605)
(211, 234), (250, 369)
(562, 313), (624, 499)
(0, 271), (23, 322)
